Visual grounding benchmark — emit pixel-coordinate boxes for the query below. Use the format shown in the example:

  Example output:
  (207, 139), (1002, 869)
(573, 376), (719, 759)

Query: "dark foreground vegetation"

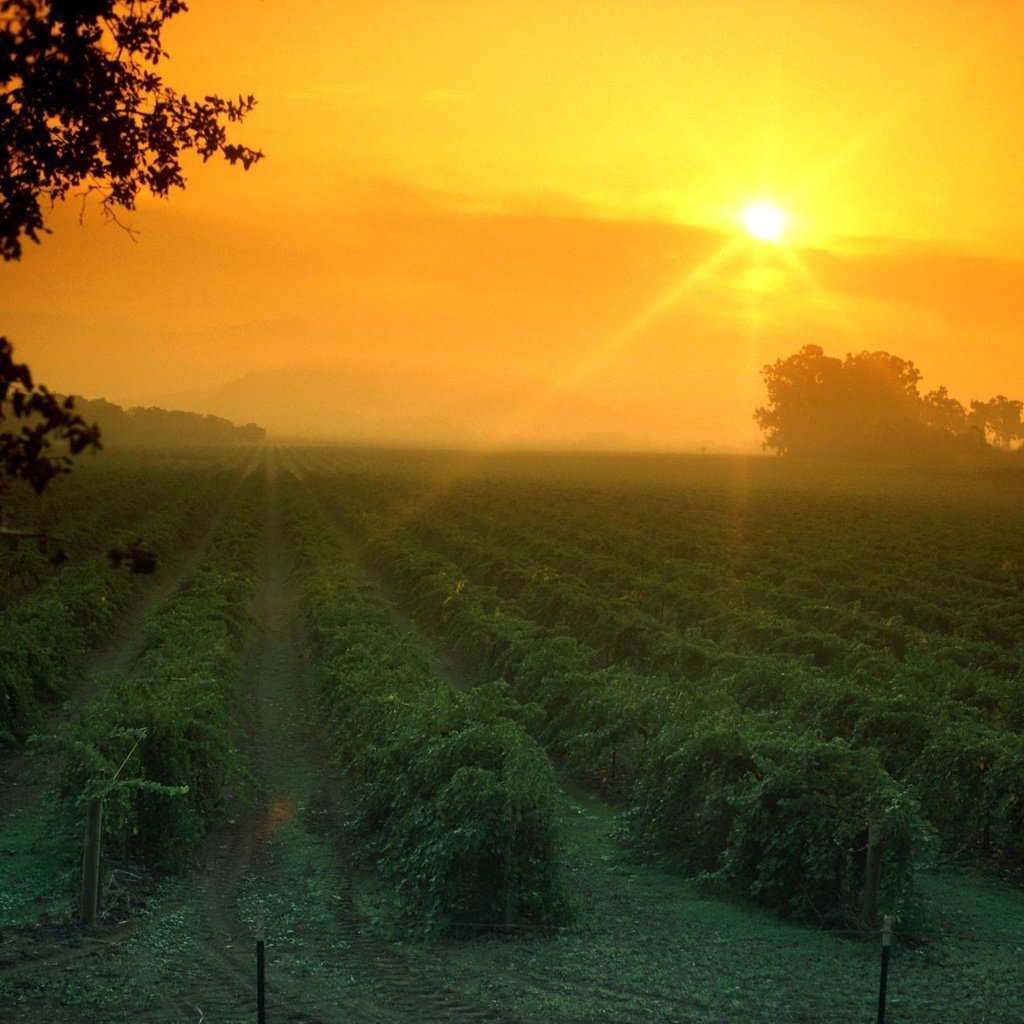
(1, 446), (1022, 1022)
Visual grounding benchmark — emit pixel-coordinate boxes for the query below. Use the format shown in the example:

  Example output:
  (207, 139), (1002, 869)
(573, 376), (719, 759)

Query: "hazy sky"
(5, 0), (1024, 449)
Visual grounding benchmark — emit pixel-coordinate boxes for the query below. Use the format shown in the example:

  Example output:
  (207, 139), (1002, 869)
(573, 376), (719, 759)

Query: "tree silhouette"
(755, 345), (1019, 460)
(968, 396), (1024, 451)
(0, 338), (99, 498)
(753, 345), (844, 457)
(840, 351), (922, 427)
(921, 385), (968, 436)
(0, 0), (262, 497)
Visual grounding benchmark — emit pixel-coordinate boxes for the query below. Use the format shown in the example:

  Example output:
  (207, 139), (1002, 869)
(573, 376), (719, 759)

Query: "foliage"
(47, 669), (241, 861)
(754, 343), (1015, 459)
(350, 697), (566, 931)
(69, 395), (266, 446)
(913, 720), (1024, 860)
(0, 451), (236, 745)
(618, 720), (933, 929)
(0, 0), (261, 495)
(15, 446), (1024, 934)
(0, 338), (101, 497)
(0, 568), (124, 742)
(33, 721), (188, 851)
(968, 395), (1024, 450)
(351, 519), (933, 927)
(922, 385), (967, 435)
(35, 468), (260, 863)
(290, 448), (1024, 927)
(0, 0), (263, 261)
(284, 480), (569, 934)
(715, 734), (932, 926)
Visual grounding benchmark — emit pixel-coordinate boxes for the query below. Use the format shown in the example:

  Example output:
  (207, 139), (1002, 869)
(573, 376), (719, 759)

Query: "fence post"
(861, 821), (882, 928)
(876, 914), (892, 1024)
(80, 796), (103, 927)
(256, 898), (266, 1024)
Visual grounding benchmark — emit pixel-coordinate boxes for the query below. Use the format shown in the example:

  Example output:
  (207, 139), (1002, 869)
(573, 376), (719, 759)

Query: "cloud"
(805, 241), (1024, 335)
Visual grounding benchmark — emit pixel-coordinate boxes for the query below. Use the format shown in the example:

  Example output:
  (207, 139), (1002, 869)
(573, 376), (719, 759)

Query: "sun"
(740, 202), (787, 243)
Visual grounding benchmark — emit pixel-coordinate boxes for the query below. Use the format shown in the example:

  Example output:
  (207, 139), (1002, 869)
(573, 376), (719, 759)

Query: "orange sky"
(5, 0), (1024, 450)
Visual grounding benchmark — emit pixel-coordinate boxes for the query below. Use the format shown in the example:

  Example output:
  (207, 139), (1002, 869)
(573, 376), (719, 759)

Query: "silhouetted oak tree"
(921, 385), (968, 436)
(968, 396), (1024, 451)
(755, 345), (980, 459)
(0, 0), (262, 497)
(754, 345), (846, 457)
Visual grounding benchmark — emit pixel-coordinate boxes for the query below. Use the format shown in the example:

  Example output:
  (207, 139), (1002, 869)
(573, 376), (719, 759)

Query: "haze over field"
(5, 0), (1024, 450)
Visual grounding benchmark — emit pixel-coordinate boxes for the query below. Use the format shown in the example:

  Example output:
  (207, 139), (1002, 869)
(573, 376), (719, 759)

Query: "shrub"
(625, 717), (932, 927)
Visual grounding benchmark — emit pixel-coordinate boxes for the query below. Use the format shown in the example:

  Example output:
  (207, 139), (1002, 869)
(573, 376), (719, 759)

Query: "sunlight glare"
(741, 202), (787, 243)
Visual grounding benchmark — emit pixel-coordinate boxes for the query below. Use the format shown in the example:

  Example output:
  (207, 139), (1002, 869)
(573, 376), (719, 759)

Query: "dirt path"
(146, 449), (514, 1022)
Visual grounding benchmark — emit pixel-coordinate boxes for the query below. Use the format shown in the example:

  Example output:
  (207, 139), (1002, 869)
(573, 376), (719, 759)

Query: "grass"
(360, 781), (1024, 1024)
(0, 748), (79, 929)
(238, 817), (352, 958)
(0, 806), (77, 926)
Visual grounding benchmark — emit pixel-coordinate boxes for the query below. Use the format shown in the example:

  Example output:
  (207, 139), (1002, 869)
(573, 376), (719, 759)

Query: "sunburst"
(740, 202), (787, 243)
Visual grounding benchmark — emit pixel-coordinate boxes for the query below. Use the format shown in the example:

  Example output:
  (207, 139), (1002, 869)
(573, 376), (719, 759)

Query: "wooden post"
(81, 797), (103, 927)
(876, 915), (893, 1024)
(861, 821), (882, 928)
(256, 899), (266, 1024)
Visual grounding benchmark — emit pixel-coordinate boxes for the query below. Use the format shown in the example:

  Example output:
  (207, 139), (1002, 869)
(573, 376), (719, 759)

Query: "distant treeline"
(69, 396), (265, 446)
(756, 345), (1024, 461)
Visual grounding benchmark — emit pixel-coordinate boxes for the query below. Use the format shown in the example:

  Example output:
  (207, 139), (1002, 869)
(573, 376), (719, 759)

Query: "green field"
(1, 446), (1022, 1023)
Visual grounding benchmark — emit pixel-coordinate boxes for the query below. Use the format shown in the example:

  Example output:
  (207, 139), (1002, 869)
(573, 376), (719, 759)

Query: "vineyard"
(1, 445), (1022, 1023)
